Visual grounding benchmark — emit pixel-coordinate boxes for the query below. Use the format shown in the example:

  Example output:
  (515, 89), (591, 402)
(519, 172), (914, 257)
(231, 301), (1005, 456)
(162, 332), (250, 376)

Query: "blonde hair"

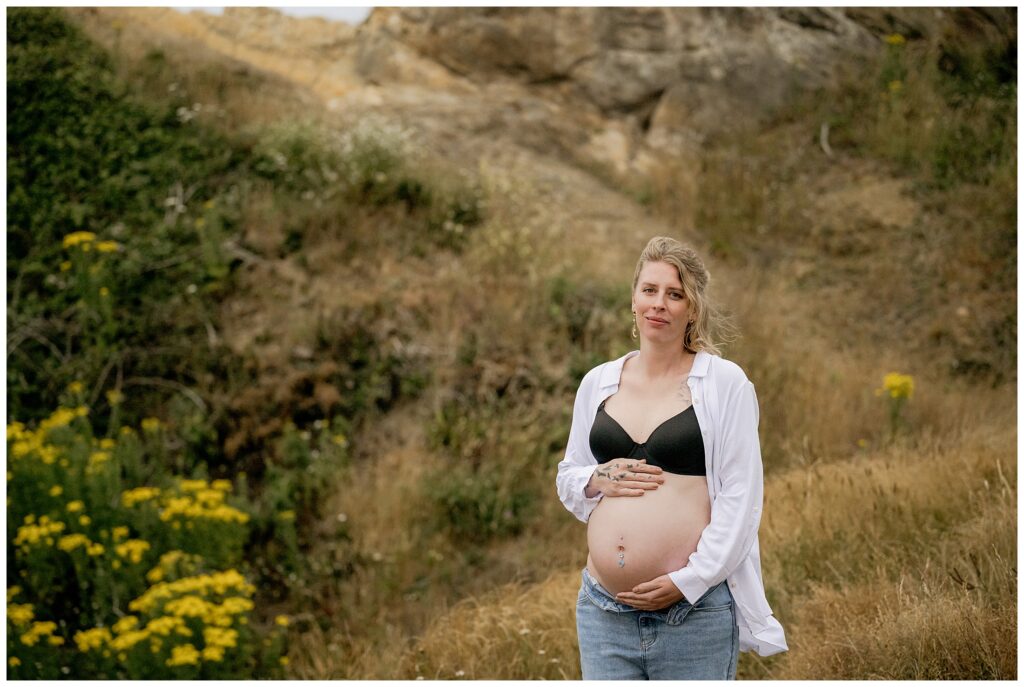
(631, 236), (737, 356)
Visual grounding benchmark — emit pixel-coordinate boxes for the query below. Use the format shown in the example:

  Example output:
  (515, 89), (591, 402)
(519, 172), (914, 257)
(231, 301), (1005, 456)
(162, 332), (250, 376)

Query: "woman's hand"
(586, 458), (664, 497)
(615, 574), (684, 610)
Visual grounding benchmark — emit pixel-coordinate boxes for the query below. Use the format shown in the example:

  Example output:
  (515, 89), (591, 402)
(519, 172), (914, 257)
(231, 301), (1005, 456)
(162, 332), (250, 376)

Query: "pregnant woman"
(556, 237), (788, 679)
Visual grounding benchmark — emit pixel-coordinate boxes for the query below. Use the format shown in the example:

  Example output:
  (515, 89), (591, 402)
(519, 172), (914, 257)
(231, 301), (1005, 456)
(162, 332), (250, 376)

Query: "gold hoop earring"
(631, 311), (638, 340)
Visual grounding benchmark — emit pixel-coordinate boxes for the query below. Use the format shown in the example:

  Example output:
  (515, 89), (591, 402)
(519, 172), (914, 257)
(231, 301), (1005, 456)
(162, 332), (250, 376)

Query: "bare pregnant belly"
(586, 474), (711, 598)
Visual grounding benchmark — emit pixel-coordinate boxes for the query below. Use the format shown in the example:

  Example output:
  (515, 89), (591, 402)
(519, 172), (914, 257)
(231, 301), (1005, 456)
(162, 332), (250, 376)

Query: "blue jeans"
(576, 567), (739, 680)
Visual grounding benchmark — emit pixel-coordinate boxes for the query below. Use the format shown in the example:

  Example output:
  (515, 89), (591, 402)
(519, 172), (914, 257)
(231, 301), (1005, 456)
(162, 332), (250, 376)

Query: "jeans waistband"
(581, 567), (727, 626)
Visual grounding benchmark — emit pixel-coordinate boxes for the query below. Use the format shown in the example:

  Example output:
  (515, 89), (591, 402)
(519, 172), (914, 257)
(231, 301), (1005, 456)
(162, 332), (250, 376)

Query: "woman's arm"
(667, 380), (764, 602)
(555, 370), (605, 523)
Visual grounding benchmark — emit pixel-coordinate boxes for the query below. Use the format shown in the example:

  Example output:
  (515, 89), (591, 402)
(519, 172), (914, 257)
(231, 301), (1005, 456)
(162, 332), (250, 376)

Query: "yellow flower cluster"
(62, 231), (97, 249)
(166, 643), (201, 667)
(129, 569), (255, 616)
(21, 621), (62, 647)
(158, 491), (249, 525)
(7, 407), (90, 466)
(67, 381), (85, 395)
(115, 539), (151, 564)
(876, 372), (914, 400)
(112, 526), (130, 540)
(57, 533), (105, 557)
(885, 33), (906, 46)
(141, 417), (163, 433)
(75, 627), (114, 652)
(122, 487), (162, 507)
(15, 516), (66, 549)
(8, 603), (35, 626)
(86, 450), (112, 474)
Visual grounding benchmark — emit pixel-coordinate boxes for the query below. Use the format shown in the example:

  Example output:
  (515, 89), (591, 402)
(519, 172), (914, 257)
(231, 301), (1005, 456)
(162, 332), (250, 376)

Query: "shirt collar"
(599, 349), (710, 390)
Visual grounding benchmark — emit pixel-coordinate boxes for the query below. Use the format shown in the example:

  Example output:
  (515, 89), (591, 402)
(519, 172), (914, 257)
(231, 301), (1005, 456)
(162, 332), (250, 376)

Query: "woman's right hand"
(586, 458), (664, 497)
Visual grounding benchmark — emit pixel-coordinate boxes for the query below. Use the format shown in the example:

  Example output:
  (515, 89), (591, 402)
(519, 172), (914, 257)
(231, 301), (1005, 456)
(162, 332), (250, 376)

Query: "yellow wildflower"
(106, 389), (124, 406)
(16, 520), (66, 548)
(211, 479), (233, 492)
(332, 433), (348, 447)
(278, 510), (295, 521)
(48, 635), (65, 646)
(49, 485), (63, 497)
(98, 437), (116, 449)
(8, 603), (34, 625)
(112, 616), (139, 634)
(8, 586), (22, 602)
(9, 656), (21, 667)
(121, 487), (161, 507)
(20, 621), (57, 646)
(274, 614), (290, 627)
(164, 595), (211, 618)
(888, 79), (903, 93)
(115, 539), (151, 564)
(280, 656), (289, 666)
(67, 500), (85, 513)
(202, 645), (225, 662)
(95, 240), (120, 253)
(87, 543), (105, 556)
(50, 533), (84, 553)
(88, 450), (111, 471)
(141, 417), (162, 433)
(876, 372), (914, 400)
(179, 479), (207, 492)
(40, 407), (77, 433)
(79, 515), (92, 526)
(112, 526), (130, 540)
(7, 420), (27, 440)
(203, 626), (238, 648)
(62, 231), (96, 249)
(99, 287), (110, 297)
(884, 33), (906, 46)
(67, 381), (84, 394)
(60, 260), (72, 272)
(145, 615), (189, 637)
(74, 405), (88, 417)
(166, 643), (200, 667)
(109, 629), (149, 652)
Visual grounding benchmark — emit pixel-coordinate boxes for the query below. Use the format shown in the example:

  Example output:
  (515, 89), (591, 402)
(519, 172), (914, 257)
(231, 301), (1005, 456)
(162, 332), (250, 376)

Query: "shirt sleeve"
(555, 371), (604, 523)
(668, 380), (764, 601)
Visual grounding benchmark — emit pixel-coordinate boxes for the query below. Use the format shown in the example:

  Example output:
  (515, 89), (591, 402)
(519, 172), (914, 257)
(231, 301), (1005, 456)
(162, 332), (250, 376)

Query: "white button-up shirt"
(556, 349), (788, 657)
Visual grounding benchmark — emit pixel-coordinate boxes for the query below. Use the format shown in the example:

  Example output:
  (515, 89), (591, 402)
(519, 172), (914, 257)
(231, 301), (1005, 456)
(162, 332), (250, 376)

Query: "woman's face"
(632, 260), (693, 343)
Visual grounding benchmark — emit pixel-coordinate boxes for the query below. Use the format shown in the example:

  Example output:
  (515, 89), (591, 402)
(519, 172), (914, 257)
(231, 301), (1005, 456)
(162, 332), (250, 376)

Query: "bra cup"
(589, 410), (637, 463)
(644, 407), (705, 475)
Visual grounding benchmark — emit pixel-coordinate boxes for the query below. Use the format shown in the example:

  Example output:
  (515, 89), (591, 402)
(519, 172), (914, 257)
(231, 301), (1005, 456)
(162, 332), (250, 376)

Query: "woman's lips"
(646, 317), (669, 325)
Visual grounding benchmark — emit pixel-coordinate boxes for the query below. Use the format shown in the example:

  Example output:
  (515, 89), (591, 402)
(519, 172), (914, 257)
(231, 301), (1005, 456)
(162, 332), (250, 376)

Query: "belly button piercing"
(617, 544), (625, 568)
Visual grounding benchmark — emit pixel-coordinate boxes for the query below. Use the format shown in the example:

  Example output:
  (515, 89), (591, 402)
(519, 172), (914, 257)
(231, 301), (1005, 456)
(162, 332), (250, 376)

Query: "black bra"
(589, 397), (706, 476)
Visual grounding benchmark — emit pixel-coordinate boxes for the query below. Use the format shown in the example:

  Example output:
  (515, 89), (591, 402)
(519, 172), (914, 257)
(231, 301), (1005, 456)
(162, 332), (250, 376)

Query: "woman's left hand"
(615, 575), (684, 610)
